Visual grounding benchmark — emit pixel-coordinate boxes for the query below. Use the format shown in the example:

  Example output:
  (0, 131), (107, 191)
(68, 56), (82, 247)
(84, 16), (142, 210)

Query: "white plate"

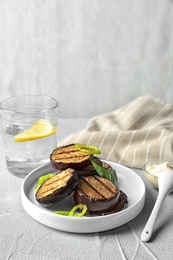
(21, 160), (146, 233)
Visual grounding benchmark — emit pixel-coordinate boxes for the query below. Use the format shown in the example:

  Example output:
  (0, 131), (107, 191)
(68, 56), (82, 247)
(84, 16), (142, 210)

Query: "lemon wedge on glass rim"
(14, 119), (57, 142)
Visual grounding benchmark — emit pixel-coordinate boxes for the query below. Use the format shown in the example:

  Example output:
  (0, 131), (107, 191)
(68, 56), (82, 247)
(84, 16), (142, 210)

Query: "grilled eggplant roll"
(73, 175), (120, 214)
(50, 144), (93, 170)
(36, 168), (78, 205)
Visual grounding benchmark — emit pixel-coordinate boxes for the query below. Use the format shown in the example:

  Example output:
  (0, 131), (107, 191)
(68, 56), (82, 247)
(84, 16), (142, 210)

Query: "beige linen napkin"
(60, 96), (173, 169)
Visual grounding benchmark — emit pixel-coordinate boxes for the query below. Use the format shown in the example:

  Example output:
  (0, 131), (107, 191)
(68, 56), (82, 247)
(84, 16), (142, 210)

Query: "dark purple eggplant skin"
(85, 190), (128, 216)
(73, 175), (120, 213)
(50, 144), (93, 171)
(50, 159), (92, 171)
(73, 188), (120, 213)
(76, 157), (102, 176)
(36, 170), (79, 205)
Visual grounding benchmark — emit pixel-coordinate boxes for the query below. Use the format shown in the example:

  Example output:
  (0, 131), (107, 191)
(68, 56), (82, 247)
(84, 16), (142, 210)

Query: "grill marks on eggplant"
(50, 144), (92, 170)
(78, 176), (118, 200)
(35, 167), (128, 215)
(73, 175), (121, 213)
(101, 162), (113, 172)
(37, 172), (72, 197)
(37, 142), (128, 215)
(36, 168), (78, 205)
(51, 149), (89, 163)
(90, 191), (128, 216)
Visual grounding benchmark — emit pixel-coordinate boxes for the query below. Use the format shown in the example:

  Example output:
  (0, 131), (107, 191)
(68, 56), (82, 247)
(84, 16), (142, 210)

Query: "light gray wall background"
(0, 0), (173, 118)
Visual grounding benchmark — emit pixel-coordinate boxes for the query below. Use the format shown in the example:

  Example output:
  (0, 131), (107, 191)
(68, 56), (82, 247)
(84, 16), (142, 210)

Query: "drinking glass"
(0, 95), (59, 177)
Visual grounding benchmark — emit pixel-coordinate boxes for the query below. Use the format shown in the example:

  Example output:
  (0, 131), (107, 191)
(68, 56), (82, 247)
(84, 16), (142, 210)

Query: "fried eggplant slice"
(50, 144), (93, 170)
(36, 168), (78, 205)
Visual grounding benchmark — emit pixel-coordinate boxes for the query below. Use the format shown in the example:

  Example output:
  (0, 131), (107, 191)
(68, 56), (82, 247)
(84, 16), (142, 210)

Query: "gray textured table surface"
(1, 119), (173, 260)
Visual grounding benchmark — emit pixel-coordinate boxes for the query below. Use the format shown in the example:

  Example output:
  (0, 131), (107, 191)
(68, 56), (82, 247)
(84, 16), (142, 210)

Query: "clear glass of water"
(0, 95), (59, 177)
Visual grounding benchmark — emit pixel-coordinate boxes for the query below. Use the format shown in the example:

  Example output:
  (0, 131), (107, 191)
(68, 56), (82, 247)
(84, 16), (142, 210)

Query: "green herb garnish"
(91, 160), (118, 186)
(109, 169), (118, 187)
(35, 173), (54, 193)
(91, 160), (111, 179)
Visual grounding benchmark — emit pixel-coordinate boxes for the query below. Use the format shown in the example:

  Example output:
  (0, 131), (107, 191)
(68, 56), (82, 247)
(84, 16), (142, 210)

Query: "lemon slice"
(14, 119), (57, 142)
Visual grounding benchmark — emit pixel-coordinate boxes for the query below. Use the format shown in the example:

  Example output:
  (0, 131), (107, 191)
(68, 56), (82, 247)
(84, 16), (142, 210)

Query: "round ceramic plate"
(21, 160), (146, 233)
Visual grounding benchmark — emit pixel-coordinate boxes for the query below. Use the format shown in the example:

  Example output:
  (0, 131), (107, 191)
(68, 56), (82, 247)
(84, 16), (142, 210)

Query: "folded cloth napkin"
(60, 96), (173, 169)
